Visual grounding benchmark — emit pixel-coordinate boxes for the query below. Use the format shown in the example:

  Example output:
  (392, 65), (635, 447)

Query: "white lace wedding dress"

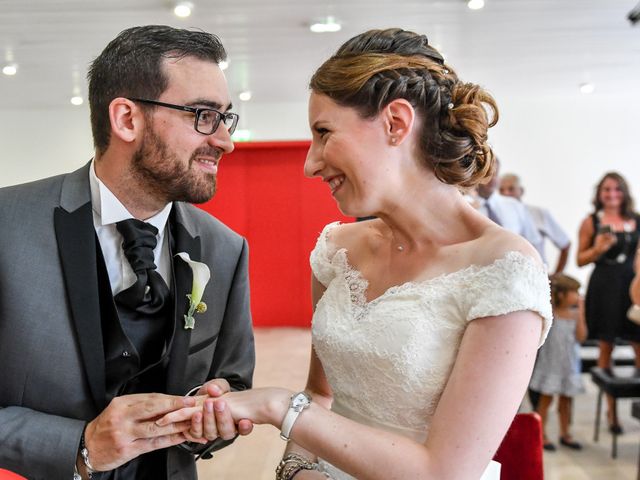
(310, 223), (552, 480)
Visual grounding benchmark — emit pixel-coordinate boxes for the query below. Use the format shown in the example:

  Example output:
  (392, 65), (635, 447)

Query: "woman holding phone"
(577, 171), (640, 433)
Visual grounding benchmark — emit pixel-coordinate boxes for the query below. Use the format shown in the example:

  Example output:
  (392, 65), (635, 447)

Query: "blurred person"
(627, 248), (640, 324)
(476, 161), (544, 257)
(577, 171), (640, 434)
(500, 173), (571, 274)
(161, 28), (552, 480)
(0, 26), (255, 480)
(529, 274), (587, 451)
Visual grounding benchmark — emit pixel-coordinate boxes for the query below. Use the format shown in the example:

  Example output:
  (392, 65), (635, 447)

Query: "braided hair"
(309, 28), (498, 188)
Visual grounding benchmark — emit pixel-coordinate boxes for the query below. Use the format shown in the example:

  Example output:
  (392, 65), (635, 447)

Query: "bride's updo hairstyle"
(309, 28), (498, 188)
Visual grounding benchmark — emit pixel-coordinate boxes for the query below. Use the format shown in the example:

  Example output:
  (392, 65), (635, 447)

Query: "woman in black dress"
(578, 171), (640, 433)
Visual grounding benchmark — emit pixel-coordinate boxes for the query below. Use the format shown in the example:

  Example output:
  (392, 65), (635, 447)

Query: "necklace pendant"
(617, 253), (627, 263)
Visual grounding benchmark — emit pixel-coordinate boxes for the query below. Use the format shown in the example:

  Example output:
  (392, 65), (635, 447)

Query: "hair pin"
(447, 103), (454, 110)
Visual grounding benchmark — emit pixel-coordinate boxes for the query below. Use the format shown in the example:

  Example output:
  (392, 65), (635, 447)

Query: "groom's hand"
(84, 393), (196, 471)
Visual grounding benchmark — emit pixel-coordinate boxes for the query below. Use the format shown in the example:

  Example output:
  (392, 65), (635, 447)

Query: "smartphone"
(597, 224), (613, 235)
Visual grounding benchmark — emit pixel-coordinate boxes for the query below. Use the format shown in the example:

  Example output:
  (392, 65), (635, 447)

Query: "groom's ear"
(109, 97), (143, 145)
(382, 98), (415, 146)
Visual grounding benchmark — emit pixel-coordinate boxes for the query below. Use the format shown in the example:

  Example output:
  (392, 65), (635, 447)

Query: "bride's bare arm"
(160, 308), (540, 479)
(281, 274), (334, 475)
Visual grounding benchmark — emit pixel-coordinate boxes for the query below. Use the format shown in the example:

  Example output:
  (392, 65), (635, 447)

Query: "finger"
(129, 393), (197, 421)
(203, 399), (219, 440)
(134, 419), (192, 441)
(206, 378), (231, 397)
(155, 406), (202, 427)
(238, 419), (254, 436)
(135, 432), (192, 455)
(182, 431), (209, 444)
(190, 410), (204, 439)
(214, 400), (237, 441)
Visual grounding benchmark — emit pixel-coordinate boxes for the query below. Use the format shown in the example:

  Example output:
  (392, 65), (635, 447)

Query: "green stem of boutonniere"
(176, 252), (211, 330)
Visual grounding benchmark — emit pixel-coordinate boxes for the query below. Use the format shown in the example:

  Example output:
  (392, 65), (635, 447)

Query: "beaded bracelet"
(275, 453), (321, 480)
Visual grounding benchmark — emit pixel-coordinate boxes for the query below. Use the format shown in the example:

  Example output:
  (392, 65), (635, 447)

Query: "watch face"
(291, 392), (311, 410)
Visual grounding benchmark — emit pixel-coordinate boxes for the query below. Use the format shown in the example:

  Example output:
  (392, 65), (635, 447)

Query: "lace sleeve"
(309, 222), (341, 287)
(464, 251), (553, 347)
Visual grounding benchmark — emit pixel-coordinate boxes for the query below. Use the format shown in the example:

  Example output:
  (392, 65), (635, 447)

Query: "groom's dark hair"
(88, 25), (227, 154)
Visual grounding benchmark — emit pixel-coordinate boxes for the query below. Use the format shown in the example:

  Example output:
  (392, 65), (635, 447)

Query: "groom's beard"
(131, 127), (219, 205)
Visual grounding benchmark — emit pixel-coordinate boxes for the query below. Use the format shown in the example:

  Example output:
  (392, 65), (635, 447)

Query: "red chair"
(493, 412), (544, 480)
(0, 470), (26, 480)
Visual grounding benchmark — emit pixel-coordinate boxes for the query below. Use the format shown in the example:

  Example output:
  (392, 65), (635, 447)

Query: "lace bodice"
(310, 222), (552, 479)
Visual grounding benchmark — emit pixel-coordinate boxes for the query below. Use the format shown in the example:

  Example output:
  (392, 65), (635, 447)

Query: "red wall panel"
(198, 141), (352, 327)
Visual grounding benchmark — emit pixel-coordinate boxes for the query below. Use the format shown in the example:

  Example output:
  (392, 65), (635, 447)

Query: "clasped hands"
(83, 379), (270, 472)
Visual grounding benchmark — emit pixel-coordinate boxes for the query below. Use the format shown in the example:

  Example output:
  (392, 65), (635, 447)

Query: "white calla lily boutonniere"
(176, 252), (211, 329)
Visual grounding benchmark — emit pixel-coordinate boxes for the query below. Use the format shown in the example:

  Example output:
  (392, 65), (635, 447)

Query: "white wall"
(2, 94), (639, 285)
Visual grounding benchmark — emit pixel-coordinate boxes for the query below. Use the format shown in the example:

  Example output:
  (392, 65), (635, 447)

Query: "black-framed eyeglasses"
(129, 98), (239, 136)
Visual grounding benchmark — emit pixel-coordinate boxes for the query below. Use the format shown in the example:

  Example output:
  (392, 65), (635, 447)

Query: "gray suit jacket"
(0, 163), (255, 479)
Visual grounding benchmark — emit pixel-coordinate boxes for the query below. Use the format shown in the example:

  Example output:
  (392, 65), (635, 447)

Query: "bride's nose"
(304, 143), (324, 178)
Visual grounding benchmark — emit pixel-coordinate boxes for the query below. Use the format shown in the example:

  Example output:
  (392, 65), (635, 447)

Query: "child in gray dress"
(530, 274), (588, 451)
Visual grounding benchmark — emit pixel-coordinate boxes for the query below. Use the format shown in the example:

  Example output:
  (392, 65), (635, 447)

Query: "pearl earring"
(391, 137), (397, 144)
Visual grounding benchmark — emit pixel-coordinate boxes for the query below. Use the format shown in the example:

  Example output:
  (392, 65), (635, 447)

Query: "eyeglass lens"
(197, 110), (237, 135)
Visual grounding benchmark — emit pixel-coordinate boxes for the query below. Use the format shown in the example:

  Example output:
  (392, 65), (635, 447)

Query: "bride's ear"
(382, 99), (415, 146)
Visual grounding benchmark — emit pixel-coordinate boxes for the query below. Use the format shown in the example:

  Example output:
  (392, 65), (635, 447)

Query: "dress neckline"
(333, 246), (542, 307)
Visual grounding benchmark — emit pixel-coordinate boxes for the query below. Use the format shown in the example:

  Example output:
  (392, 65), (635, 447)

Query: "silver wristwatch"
(280, 391), (312, 441)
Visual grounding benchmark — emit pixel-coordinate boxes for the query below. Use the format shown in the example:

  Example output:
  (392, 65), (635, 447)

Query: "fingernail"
(210, 385), (221, 395)
(215, 401), (225, 412)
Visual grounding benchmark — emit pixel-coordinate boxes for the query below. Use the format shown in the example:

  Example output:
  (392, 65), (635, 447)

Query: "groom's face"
(131, 56), (235, 204)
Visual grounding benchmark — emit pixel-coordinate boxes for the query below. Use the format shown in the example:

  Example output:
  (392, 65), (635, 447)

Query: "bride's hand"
(156, 388), (292, 428)
(215, 387), (292, 426)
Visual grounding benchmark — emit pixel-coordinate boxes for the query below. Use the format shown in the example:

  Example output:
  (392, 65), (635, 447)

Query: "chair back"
(493, 412), (544, 480)
(0, 470), (27, 480)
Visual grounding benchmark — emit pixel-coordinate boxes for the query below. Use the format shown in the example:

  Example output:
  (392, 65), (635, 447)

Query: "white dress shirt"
(525, 203), (571, 263)
(89, 161), (173, 295)
(479, 193), (545, 260)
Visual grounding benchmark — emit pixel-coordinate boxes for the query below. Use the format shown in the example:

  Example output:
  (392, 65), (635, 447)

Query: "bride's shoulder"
(471, 225), (544, 271)
(321, 219), (380, 252)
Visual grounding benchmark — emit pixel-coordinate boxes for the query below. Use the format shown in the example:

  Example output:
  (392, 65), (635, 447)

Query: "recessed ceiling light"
(579, 82), (595, 94)
(70, 96), (84, 106)
(467, 0), (485, 10)
(2, 64), (17, 76)
(310, 16), (342, 33)
(238, 91), (252, 102)
(174, 2), (193, 18)
(219, 60), (229, 71)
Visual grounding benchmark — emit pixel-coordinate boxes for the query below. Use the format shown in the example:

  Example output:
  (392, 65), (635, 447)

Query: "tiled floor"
(198, 328), (638, 480)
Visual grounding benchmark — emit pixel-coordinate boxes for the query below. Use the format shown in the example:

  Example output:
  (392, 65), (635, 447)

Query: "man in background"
(500, 173), (571, 274)
(475, 160), (544, 257)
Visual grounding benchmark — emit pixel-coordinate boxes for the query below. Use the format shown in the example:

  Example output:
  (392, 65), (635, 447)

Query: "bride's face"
(304, 92), (394, 216)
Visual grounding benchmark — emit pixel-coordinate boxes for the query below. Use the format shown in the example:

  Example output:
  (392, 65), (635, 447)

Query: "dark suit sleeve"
(0, 406), (85, 479)
(207, 237), (255, 391)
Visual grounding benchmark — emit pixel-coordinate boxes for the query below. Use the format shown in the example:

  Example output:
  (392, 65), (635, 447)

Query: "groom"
(0, 26), (254, 479)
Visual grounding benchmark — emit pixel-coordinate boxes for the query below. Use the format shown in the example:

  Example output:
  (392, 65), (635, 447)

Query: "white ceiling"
(1, 0), (639, 110)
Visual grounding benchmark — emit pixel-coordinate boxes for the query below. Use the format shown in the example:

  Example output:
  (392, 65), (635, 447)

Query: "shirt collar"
(89, 159), (173, 230)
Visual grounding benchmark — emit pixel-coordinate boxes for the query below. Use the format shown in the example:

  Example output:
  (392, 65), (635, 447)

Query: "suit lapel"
(54, 201), (106, 411)
(165, 205), (201, 394)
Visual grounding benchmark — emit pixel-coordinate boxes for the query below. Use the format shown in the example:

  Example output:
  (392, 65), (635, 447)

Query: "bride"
(162, 28), (552, 479)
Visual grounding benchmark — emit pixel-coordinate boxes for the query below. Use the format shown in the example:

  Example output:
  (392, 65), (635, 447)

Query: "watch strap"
(280, 392), (311, 441)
